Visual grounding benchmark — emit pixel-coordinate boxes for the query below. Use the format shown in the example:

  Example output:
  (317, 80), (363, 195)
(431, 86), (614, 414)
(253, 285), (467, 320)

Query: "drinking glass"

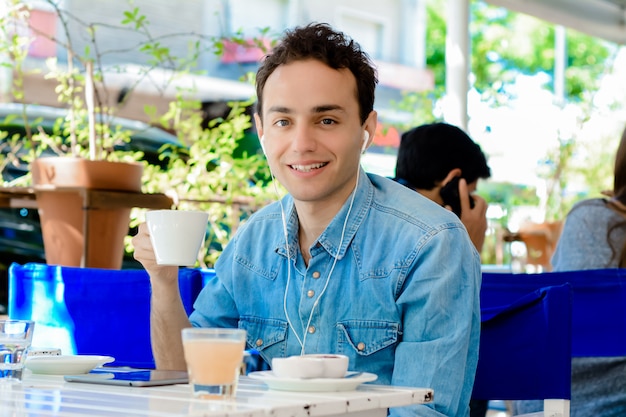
(181, 327), (246, 400)
(0, 320), (35, 383)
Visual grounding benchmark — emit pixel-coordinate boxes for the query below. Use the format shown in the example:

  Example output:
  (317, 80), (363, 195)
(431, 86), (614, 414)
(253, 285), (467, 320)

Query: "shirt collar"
(276, 168), (373, 261)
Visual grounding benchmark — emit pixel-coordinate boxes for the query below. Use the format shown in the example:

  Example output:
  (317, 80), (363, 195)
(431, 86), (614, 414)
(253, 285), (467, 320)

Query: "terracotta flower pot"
(30, 157), (143, 269)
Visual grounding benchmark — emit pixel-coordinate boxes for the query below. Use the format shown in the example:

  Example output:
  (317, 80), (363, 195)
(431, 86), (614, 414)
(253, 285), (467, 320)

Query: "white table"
(1, 372), (434, 417)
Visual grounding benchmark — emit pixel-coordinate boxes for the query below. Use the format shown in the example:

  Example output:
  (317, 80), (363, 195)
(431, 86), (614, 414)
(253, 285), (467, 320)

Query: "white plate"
(248, 371), (378, 392)
(25, 355), (115, 375)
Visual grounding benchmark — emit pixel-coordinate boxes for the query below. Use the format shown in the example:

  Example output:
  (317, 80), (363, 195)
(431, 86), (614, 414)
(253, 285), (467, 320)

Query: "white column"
(221, 0), (232, 34)
(401, 0), (427, 69)
(444, 0), (470, 130)
(287, 0), (302, 27)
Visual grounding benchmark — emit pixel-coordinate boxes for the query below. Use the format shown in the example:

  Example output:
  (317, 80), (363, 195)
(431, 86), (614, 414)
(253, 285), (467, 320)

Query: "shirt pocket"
(336, 320), (400, 368)
(239, 316), (288, 363)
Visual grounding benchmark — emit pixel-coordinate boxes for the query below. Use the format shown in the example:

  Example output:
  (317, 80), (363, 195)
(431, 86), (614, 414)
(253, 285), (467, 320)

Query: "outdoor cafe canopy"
(485, 0), (626, 45)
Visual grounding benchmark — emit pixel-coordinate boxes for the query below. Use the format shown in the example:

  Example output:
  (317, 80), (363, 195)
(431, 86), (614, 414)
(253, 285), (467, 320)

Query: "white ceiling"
(484, 0), (626, 45)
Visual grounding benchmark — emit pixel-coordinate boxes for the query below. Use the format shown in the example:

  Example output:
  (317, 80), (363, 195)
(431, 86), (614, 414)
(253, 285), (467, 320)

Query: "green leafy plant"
(137, 94), (273, 266)
(0, 0), (276, 267)
(0, 1), (158, 174)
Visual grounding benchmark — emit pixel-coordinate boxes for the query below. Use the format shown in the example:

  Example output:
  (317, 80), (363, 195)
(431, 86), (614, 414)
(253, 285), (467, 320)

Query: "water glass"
(181, 327), (246, 400)
(0, 320), (35, 382)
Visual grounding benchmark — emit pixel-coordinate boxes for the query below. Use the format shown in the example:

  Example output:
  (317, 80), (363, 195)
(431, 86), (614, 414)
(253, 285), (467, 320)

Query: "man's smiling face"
(255, 59), (375, 208)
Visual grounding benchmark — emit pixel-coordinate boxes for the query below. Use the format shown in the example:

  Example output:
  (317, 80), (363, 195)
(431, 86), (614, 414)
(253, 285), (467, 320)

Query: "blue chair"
(473, 282), (572, 417)
(8, 264), (268, 372)
(482, 269), (626, 357)
(479, 268), (626, 416)
(8, 263), (204, 368)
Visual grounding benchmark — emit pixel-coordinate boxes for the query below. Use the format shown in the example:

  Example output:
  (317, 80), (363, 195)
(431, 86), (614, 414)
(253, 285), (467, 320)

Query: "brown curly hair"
(255, 22), (377, 125)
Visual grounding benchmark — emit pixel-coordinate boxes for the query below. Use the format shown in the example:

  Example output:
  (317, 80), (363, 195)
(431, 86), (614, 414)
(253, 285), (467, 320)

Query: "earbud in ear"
(361, 131), (370, 152)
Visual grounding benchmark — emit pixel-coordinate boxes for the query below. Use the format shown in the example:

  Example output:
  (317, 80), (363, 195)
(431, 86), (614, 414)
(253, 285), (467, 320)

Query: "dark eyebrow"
(313, 105), (345, 114)
(266, 104), (346, 115)
(267, 106), (292, 114)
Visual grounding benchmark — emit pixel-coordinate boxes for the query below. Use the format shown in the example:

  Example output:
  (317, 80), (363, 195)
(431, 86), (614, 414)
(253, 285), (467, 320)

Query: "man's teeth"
(290, 162), (327, 172)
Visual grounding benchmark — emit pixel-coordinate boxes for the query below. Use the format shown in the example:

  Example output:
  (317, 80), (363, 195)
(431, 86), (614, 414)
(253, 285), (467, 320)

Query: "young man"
(394, 122), (491, 253)
(133, 23), (480, 417)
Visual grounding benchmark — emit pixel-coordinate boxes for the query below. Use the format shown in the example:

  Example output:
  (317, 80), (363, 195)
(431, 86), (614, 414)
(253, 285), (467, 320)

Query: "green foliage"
(476, 181), (540, 265)
(536, 137), (577, 221)
(424, 2), (447, 88)
(411, 0), (620, 227)
(479, 181), (540, 208)
(136, 95), (273, 267)
(122, 7), (148, 30)
(573, 134), (617, 197)
(388, 87), (445, 131)
(470, 2), (613, 102)
(0, 0), (276, 267)
(424, 0), (614, 104)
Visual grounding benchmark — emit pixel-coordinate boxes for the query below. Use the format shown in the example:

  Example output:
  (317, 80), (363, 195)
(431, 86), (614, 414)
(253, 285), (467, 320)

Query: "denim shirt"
(190, 171), (481, 417)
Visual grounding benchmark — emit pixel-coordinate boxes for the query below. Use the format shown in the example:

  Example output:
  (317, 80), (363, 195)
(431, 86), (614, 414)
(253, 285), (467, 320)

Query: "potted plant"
(0, 1), (153, 269)
(28, 59), (147, 268)
(0, 1), (273, 269)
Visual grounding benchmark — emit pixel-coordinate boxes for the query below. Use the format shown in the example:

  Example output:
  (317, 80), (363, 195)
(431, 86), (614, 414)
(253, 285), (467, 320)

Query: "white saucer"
(248, 371), (378, 392)
(25, 355), (115, 375)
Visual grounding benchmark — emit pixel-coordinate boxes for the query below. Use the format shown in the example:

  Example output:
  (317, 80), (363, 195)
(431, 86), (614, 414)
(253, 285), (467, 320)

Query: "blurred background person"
(393, 122), (491, 254)
(512, 127), (626, 416)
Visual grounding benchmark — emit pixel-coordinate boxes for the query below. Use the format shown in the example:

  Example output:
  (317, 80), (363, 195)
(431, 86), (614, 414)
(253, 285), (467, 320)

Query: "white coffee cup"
(272, 354), (349, 379)
(145, 209), (209, 266)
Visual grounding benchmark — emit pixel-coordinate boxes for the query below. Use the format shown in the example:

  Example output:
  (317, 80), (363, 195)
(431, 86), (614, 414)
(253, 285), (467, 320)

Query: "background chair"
(8, 264), (268, 372)
(482, 269), (626, 357)
(503, 221), (563, 272)
(473, 282), (572, 417)
(8, 263), (203, 368)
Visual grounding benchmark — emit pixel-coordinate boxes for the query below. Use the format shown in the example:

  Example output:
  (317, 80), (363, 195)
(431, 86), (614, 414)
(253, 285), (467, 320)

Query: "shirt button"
(308, 326), (316, 334)
(255, 339), (263, 347)
(312, 271), (321, 279)
(307, 290), (315, 298)
(357, 342), (366, 351)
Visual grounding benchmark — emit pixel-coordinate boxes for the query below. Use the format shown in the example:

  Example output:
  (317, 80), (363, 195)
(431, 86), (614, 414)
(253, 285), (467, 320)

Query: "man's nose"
(291, 125), (317, 152)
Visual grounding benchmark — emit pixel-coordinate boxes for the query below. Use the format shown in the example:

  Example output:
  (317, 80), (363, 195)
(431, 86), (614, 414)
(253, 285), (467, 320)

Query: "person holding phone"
(393, 122), (491, 253)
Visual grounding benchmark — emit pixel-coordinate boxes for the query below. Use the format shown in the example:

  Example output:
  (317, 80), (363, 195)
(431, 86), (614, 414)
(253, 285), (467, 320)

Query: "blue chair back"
(8, 263), (204, 368)
(473, 282), (572, 403)
(482, 269), (626, 357)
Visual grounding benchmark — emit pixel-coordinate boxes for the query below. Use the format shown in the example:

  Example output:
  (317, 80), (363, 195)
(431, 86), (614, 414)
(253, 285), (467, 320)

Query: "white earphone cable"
(295, 167), (360, 354)
(265, 132), (365, 355)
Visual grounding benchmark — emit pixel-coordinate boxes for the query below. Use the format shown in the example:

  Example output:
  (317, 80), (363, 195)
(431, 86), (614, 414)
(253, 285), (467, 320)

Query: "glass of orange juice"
(181, 327), (247, 400)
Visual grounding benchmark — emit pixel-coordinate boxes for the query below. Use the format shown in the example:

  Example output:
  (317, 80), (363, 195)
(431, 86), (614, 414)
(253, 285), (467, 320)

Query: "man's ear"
(253, 113), (263, 139)
(440, 168), (463, 186)
(363, 111), (377, 149)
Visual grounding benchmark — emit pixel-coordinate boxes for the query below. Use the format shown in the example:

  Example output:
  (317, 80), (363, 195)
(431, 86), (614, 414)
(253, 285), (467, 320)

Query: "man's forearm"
(150, 280), (192, 370)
